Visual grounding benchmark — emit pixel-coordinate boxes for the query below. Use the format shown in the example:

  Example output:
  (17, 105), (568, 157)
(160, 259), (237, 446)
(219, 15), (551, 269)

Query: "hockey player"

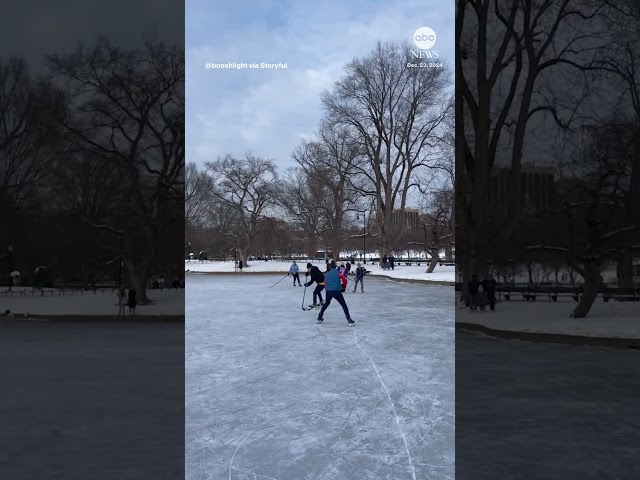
(316, 262), (354, 326)
(288, 260), (302, 286)
(353, 263), (365, 292)
(304, 263), (325, 308)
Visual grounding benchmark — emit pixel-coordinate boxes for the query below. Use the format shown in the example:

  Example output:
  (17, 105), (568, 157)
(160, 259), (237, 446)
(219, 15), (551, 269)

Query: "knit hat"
(306, 263), (312, 269)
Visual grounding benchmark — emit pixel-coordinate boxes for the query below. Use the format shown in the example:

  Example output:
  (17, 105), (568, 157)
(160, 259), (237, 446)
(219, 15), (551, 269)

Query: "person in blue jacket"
(316, 262), (354, 326)
(288, 260), (302, 286)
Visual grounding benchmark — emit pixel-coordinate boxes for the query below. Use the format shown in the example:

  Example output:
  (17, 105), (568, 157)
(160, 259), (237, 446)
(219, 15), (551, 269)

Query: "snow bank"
(456, 298), (640, 339)
(0, 288), (184, 316)
(184, 259), (456, 283)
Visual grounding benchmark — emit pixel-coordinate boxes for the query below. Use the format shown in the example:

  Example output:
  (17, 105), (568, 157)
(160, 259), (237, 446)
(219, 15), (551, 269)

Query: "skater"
(345, 261), (351, 276)
(339, 264), (348, 292)
(353, 263), (365, 292)
(127, 287), (137, 315)
(289, 260), (302, 286)
(389, 255), (395, 270)
(317, 262), (354, 326)
(304, 263), (325, 308)
(382, 255), (388, 270)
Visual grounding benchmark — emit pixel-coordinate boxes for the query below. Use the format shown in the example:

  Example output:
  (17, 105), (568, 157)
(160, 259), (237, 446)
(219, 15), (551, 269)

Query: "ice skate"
(347, 318), (355, 327)
(317, 316), (324, 324)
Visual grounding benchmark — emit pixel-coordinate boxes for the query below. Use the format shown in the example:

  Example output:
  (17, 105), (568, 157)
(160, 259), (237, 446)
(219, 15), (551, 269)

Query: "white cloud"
(186, 0), (455, 171)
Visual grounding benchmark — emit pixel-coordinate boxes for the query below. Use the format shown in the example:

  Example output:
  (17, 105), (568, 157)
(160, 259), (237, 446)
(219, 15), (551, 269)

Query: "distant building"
(488, 165), (555, 213)
(391, 208), (421, 230)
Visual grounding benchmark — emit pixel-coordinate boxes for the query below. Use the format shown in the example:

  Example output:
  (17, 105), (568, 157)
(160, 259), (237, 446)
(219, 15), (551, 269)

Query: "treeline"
(186, 41), (455, 270)
(458, 0), (640, 317)
(0, 36), (184, 303)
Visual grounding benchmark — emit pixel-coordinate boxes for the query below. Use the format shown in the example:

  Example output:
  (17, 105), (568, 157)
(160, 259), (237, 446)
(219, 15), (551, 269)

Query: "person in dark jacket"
(382, 255), (388, 270)
(389, 255), (395, 270)
(128, 288), (137, 315)
(483, 276), (497, 311)
(468, 275), (479, 310)
(304, 263), (325, 308)
(353, 263), (365, 292)
(317, 262), (354, 325)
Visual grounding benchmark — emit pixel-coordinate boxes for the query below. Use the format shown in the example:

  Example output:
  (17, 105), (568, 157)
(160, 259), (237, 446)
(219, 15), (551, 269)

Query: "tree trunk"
(571, 262), (601, 318)
(445, 246), (453, 262)
(616, 253), (633, 289)
(129, 267), (149, 305)
(238, 249), (248, 267)
(426, 249), (439, 273)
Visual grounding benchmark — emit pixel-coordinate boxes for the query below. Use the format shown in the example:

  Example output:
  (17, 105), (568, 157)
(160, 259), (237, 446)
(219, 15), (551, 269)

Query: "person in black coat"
(128, 288), (137, 315)
(483, 276), (497, 311)
(304, 263), (326, 308)
(352, 263), (365, 292)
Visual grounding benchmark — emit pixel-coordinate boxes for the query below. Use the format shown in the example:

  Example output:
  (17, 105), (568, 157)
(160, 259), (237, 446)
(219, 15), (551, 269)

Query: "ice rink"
(186, 274), (455, 479)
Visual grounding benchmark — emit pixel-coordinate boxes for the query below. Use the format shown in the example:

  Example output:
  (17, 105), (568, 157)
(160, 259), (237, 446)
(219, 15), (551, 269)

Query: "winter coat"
(289, 263), (299, 274)
(325, 268), (346, 291)
(355, 267), (364, 280)
(306, 266), (325, 285)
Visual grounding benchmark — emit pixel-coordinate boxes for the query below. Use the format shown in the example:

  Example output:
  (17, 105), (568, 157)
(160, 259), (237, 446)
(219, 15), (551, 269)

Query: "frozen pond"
(456, 331), (640, 479)
(186, 274), (455, 479)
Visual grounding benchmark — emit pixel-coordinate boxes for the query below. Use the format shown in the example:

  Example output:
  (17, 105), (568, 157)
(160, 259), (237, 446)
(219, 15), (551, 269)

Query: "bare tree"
(322, 41), (452, 266)
(47, 36), (185, 303)
(205, 153), (279, 267)
(278, 167), (329, 257)
(0, 57), (66, 214)
(528, 120), (639, 317)
(185, 162), (212, 228)
(457, 0), (603, 295)
(292, 124), (362, 257)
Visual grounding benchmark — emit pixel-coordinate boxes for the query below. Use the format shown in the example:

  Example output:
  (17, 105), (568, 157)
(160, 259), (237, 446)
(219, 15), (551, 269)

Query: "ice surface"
(456, 331), (640, 479)
(186, 275), (454, 479)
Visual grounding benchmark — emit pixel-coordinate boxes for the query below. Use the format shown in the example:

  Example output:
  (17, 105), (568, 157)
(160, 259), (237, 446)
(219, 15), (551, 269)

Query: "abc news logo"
(411, 26), (439, 59)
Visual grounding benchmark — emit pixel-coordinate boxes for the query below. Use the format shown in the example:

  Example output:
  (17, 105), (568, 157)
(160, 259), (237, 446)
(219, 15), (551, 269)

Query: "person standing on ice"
(288, 260), (302, 286)
(316, 262), (354, 326)
(352, 263), (365, 292)
(304, 263), (325, 308)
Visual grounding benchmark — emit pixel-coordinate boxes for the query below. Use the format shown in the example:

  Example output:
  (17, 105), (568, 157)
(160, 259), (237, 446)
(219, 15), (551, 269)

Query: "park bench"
(602, 287), (639, 302)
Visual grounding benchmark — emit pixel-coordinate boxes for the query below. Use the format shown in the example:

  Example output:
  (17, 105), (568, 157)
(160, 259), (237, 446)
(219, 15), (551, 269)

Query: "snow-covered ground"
(0, 287), (184, 316)
(185, 259), (456, 283)
(186, 274), (454, 479)
(457, 298), (640, 339)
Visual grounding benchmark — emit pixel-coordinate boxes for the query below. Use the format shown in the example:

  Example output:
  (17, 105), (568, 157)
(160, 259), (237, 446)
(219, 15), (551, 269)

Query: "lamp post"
(357, 211), (367, 264)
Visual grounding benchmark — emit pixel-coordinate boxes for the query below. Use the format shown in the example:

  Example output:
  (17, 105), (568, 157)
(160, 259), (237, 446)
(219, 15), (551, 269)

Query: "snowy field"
(0, 287), (184, 317)
(456, 332), (640, 479)
(185, 260), (456, 283)
(186, 275), (454, 479)
(457, 298), (640, 339)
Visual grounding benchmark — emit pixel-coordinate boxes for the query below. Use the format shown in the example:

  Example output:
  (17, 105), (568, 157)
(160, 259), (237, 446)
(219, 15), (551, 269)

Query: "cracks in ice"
(353, 326), (418, 480)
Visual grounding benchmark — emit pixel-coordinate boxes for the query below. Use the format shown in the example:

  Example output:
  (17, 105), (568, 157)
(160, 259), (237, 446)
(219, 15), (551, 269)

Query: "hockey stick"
(269, 273), (289, 288)
(301, 285), (308, 310)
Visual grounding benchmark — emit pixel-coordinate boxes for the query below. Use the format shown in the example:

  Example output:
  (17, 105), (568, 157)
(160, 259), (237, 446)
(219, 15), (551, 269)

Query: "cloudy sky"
(0, 0), (183, 72)
(186, 0), (455, 172)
